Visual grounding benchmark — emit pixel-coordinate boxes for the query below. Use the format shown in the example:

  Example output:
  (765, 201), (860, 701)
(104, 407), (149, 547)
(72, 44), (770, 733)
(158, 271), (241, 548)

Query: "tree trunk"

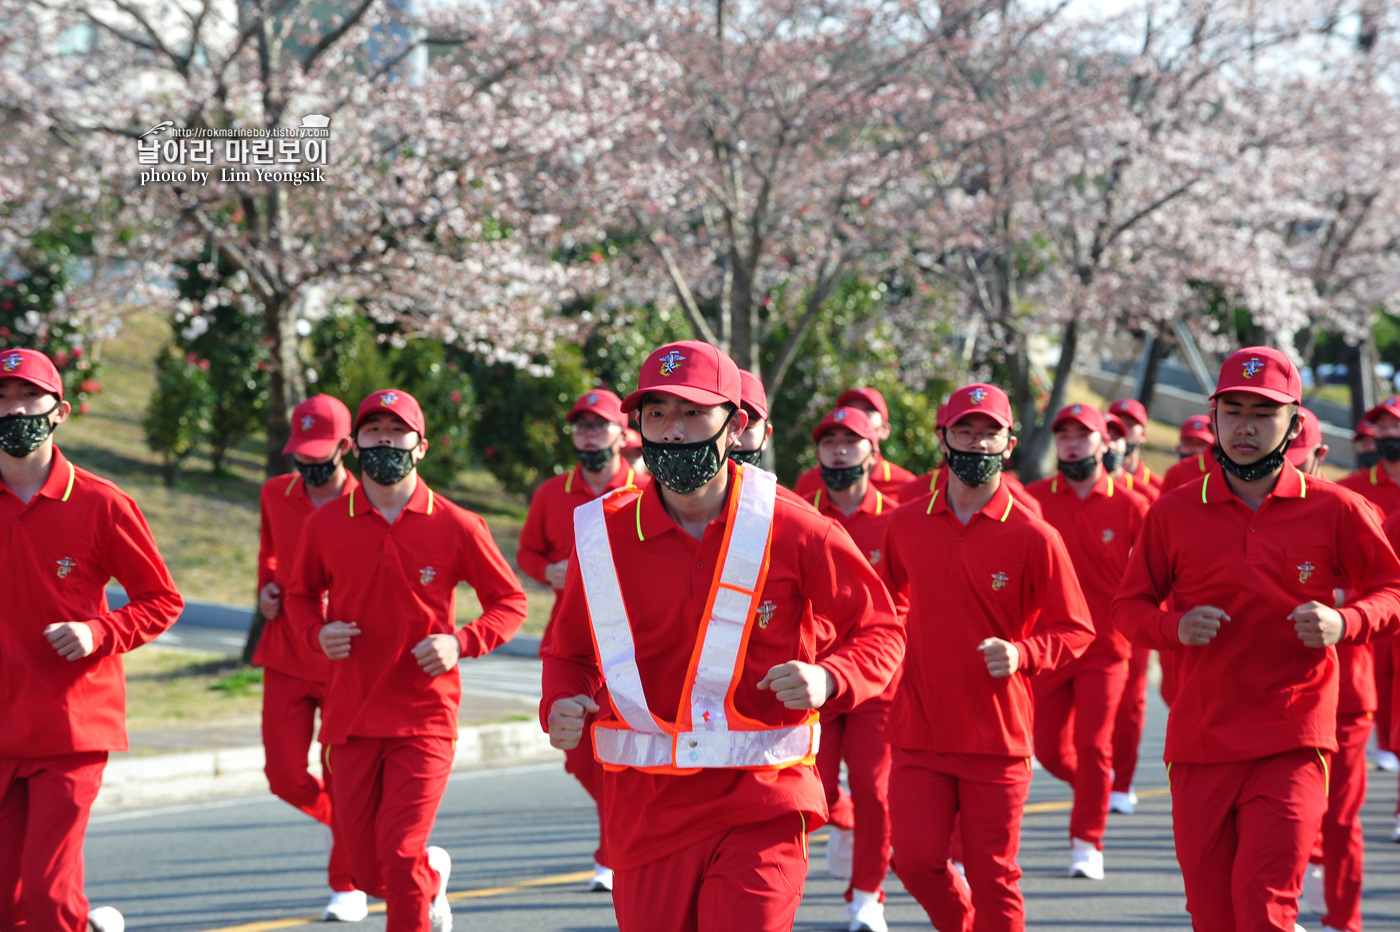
(1347, 338), (1380, 428)
(1137, 333), (1166, 414)
(262, 292), (304, 476)
(728, 266), (758, 372)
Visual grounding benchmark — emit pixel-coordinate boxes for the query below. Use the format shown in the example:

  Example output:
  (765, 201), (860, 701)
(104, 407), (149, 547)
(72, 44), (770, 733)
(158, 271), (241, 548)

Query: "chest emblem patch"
(991, 571), (1009, 591)
(756, 599), (777, 628)
(56, 557), (77, 579)
(867, 548), (883, 565)
(419, 566), (437, 586)
(1297, 561), (1315, 584)
(1102, 528), (1115, 544)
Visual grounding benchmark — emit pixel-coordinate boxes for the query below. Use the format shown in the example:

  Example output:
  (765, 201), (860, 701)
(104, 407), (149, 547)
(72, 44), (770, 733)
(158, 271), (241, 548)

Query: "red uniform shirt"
(897, 465), (1044, 518)
(518, 463), (644, 648)
(1160, 452), (1212, 494)
(1116, 469), (1159, 503)
(254, 471), (360, 680)
(1337, 465), (1400, 517)
(1026, 472), (1149, 662)
(286, 479), (528, 746)
(795, 455), (916, 500)
(1112, 462), (1400, 763)
(0, 448), (183, 757)
(881, 471), (1095, 758)
(1128, 459), (1164, 492)
(541, 461), (904, 870)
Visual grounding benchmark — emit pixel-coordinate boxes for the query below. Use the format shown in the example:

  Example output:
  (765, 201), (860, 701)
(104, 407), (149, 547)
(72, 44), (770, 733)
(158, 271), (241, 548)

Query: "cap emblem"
(2, 353), (22, 372)
(587, 393), (599, 404)
(659, 350), (686, 377)
(969, 387), (988, 404)
(1242, 357), (1264, 379)
(835, 410), (848, 421)
(380, 391), (398, 406)
(300, 415), (316, 431)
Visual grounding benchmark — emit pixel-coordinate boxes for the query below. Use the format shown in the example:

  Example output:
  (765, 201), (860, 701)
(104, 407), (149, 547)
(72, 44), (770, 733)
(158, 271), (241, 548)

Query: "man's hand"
(413, 633), (462, 676)
(1291, 601), (1345, 649)
(548, 694), (600, 750)
(1178, 605), (1231, 646)
(318, 621), (360, 660)
(258, 582), (282, 619)
(44, 622), (95, 661)
(978, 638), (1019, 678)
(544, 560), (569, 590)
(757, 661), (836, 709)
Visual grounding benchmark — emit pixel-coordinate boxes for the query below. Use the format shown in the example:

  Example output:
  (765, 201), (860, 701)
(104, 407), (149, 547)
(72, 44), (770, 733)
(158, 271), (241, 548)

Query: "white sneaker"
(1376, 750), (1400, 772)
(845, 889), (888, 932)
(589, 861), (613, 893)
(322, 889), (368, 922)
(826, 826), (854, 880)
(952, 860), (966, 880)
(1301, 862), (1326, 916)
(427, 846), (452, 932)
(1068, 837), (1104, 880)
(88, 907), (125, 932)
(1392, 814), (1400, 843)
(1109, 790), (1137, 814)
(1294, 925), (1308, 932)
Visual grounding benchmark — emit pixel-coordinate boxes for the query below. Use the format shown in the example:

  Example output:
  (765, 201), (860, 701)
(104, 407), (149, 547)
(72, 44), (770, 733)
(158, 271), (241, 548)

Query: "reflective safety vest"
(572, 464), (820, 774)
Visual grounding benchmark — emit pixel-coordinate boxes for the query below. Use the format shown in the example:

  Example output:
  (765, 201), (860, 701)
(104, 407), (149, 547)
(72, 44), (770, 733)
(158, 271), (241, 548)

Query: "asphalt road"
(85, 694), (1400, 931)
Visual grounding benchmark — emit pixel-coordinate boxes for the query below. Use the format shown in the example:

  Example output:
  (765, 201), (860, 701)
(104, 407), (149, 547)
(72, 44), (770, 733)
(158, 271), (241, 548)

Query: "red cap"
(1104, 412), (1126, 438)
(1178, 414), (1214, 445)
(1051, 403), (1108, 436)
(942, 383), (1013, 430)
(1365, 395), (1400, 424)
(812, 406), (880, 444)
(1212, 347), (1302, 405)
(1354, 417), (1376, 440)
(621, 340), (741, 414)
(1107, 398), (1148, 427)
(284, 394), (352, 457)
(0, 348), (63, 400)
(567, 389), (626, 427)
(1286, 407), (1323, 467)
(738, 370), (769, 421)
(354, 388), (426, 439)
(621, 427), (643, 452)
(835, 387), (889, 422)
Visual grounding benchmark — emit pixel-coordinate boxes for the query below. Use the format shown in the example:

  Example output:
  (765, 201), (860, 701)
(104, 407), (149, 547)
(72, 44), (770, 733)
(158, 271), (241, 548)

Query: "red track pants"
(564, 712), (607, 866)
(0, 752), (107, 932)
(327, 736), (455, 932)
(261, 668), (354, 891)
(612, 812), (807, 932)
(1308, 713), (1372, 932)
(815, 697), (892, 898)
(1376, 646), (1393, 754)
(888, 748), (1032, 932)
(1033, 656), (1127, 849)
(1170, 748), (1329, 932)
(1111, 647), (1151, 794)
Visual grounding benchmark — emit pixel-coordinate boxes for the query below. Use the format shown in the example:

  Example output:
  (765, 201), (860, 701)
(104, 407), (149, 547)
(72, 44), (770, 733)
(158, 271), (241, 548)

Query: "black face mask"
(1212, 414), (1298, 483)
(358, 445), (416, 485)
(1358, 450), (1381, 469)
(641, 412), (733, 495)
(0, 404), (59, 458)
(1102, 449), (1126, 472)
(1124, 442), (1140, 457)
(1377, 437), (1400, 463)
(728, 448), (764, 467)
(821, 458), (868, 492)
(1058, 456), (1099, 482)
(574, 446), (615, 472)
(295, 453), (342, 487)
(942, 434), (1005, 487)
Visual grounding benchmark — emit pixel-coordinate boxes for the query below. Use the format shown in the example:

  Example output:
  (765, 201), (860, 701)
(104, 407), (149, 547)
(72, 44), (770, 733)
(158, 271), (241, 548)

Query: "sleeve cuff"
(1157, 611), (1185, 647)
(1339, 606), (1364, 643)
(86, 617), (113, 657)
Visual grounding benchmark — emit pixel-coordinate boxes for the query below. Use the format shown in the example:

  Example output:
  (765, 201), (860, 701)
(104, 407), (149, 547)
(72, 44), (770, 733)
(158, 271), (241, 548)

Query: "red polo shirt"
(1337, 464), (1400, 517)
(1116, 469), (1159, 503)
(881, 471), (1095, 758)
(898, 465), (1044, 518)
(1026, 472), (1149, 662)
(518, 463), (643, 648)
(286, 478), (528, 746)
(253, 471), (359, 680)
(0, 448), (183, 757)
(1112, 461), (1400, 763)
(795, 454), (916, 499)
(1128, 459), (1164, 491)
(541, 461), (904, 869)
(1160, 452), (1212, 494)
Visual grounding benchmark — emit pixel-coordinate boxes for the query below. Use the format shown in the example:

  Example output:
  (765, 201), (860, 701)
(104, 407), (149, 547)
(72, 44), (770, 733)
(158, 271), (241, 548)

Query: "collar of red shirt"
(812, 482), (886, 516)
(564, 463), (636, 496)
(635, 460), (743, 542)
(0, 446), (77, 503)
(283, 470), (360, 503)
(1048, 470), (1116, 499)
(924, 467), (1016, 522)
(1364, 464), (1397, 488)
(1131, 460), (1154, 484)
(347, 474), (435, 519)
(1200, 459), (1307, 505)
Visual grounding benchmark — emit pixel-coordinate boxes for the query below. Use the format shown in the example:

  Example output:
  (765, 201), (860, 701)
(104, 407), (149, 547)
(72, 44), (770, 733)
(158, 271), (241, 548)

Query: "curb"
(95, 720), (559, 813)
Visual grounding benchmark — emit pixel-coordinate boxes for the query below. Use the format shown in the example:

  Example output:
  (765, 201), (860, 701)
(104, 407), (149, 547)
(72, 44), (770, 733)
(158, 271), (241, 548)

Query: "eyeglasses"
(945, 427), (1011, 448)
(568, 421), (620, 436)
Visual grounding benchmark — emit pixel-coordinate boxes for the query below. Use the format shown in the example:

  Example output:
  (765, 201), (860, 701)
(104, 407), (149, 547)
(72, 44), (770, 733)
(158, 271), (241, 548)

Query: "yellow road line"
(202, 870), (596, 932)
(1025, 787), (1170, 814)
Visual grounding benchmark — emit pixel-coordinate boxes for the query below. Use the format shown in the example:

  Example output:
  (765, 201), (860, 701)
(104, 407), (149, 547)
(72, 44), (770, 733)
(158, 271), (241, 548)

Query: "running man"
(795, 387), (915, 497)
(1107, 398), (1164, 492)
(1159, 415), (1217, 494)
